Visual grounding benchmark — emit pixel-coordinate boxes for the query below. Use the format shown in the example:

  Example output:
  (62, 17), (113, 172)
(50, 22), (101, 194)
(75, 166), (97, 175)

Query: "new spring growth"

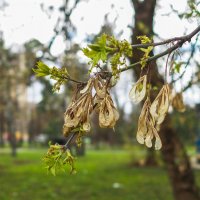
(137, 35), (153, 69)
(33, 61), (69, 92)
(43, 143), (76, 175)
(83, 34), (132, 78)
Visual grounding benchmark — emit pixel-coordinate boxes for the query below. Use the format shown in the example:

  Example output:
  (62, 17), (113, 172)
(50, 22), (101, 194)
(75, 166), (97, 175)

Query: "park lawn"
(0, 148), (197, 200)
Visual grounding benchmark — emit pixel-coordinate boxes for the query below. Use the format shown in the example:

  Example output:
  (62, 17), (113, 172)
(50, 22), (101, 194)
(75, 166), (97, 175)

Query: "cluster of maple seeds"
(63, 75), (119, 141)
(63, 72), (185, 150)
(129, 75), (185, 150)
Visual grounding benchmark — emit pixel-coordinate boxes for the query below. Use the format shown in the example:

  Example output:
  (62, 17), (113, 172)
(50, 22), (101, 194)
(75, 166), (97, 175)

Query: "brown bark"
(130, 0), (200, 199)
(75, 140), (86, 156)
(161, 116), (199, 200)
(0, 111), (5, 146)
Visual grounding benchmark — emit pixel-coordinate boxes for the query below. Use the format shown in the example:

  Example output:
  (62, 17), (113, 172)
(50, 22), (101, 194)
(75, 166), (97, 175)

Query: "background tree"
(130, 0), (200, 199)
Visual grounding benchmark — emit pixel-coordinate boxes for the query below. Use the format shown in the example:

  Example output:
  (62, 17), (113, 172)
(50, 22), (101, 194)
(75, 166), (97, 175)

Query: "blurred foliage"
(36, 79), (65, 138)
(171, 0), (200, 19)
(0, 35), (28, 152)
(171, 107), (199, 144)
(179, 0), (200, 19)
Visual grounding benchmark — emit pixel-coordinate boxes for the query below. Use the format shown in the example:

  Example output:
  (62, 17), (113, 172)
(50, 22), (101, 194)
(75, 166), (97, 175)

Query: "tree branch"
(132, 27), (200, 48)
(64, 75), (86, 85)
(119, 25), (200, 74)
(64, 132), (77, 149)
(132, 37), (185, 48)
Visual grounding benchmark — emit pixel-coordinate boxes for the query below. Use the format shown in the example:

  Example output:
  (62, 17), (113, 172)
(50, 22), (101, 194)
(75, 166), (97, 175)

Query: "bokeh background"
(0, 0), (200, 200)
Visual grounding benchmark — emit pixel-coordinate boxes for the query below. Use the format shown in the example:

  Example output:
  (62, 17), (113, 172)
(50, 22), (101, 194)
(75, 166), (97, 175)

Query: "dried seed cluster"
(129, 75), (171, 150)
(63, 75), (119, 142)
(137, 98), (162, 150)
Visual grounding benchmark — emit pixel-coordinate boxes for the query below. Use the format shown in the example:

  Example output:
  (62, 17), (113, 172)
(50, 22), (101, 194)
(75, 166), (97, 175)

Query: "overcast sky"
(0, 0), (198, 47)
(0, 0), (199, 107)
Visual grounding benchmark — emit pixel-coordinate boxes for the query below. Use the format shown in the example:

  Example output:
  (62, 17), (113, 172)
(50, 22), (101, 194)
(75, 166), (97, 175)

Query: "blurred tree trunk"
(4, 88), (18, 157)
(8, 120), (17, 157)
(75, 141), (85, 156)
(130, 0), (200, 200)
(0, 111), (5, 146)
(6, 101), (17, 157)
(143, 148), (157, 166)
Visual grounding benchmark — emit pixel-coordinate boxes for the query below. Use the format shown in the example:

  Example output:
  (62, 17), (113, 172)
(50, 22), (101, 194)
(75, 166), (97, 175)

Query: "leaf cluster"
(137, 36), (153, 69)
(82, 34), (132, 77)
(43, 143), (76, 175)
(33, 61), (69, 92)
(109, 36), (132, 78)
(82, 34), (109, 68)
(33, 61), (50, 77)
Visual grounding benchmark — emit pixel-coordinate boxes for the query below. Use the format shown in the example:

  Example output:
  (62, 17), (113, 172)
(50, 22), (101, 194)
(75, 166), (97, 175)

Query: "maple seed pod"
(150, 84), (170, 126)
(98, 94), (119, 128)
(64, 115), (79, 128)
(172, 92), (186, 112)
(63, 125), (72, 137)
(80, 78), (93, 94)
(136, 99), (149, 145)
(94, 77), (107, 98)
(136, 98), (162, 150)
(129, 75), (147, 104)
(63, 78), (94, 137)
(82, 122), (91, 132)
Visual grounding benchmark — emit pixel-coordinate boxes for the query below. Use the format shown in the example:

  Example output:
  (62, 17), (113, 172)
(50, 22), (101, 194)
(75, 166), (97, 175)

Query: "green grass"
(0, 148), (179, 200)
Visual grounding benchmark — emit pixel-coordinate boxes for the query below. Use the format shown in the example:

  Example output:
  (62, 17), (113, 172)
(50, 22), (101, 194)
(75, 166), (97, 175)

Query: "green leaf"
(98, 34), (107, 47)
(82, 34), (110, 67)
(137, 35), (152, 44)
(137, 36), (153, 69)
(50, 166), (56, 176)
(139, 48), (149, 53)
(172, 62), (185, 73)
(33, 61), (50, 77)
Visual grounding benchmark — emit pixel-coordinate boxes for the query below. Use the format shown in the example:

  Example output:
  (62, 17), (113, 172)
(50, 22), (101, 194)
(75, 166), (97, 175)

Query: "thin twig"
(64, 132), (77, 149)
(132, 37), (184, 48)
(171, 33), (200, 84)
(64, 75), (86, 85)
